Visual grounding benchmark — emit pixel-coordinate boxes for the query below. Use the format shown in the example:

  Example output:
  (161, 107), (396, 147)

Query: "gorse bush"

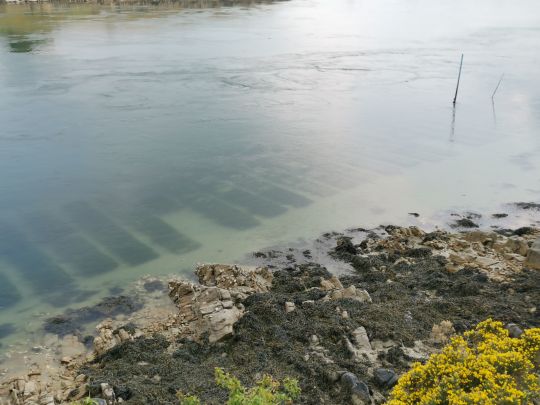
(178, 368), (301, 405)
(387, 319), (540, 405)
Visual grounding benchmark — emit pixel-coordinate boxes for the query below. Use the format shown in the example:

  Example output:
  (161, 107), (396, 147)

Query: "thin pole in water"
(453, 54), (464, 105)
(492, 73), (504, 100)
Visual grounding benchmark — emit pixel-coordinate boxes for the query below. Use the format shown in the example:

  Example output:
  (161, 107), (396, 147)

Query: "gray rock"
(100, 383), (115, 403)
(374, 368), (398, 388)
(38, 394), (55, 405)
(340, 372), (371, 404)
(24, 381), (38, 397)
(353, 326), (373, 354)
(323, 285), (372, 303)
(75, 374), (87, 384)
(525, 238), (540, 270)
(168, 264), (273, 343)
(10, 389), (20, 404)
(345, 326), (378, 363)
(284, 301), (296, 313)
(117, 328), (132, 342)
(505, 323), (523, 338)
(16, 379), (25, 392)
(505, 236), (529, 256)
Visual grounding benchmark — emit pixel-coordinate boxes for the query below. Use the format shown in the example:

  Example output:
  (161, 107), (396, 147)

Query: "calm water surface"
(1, 0), (540, 352)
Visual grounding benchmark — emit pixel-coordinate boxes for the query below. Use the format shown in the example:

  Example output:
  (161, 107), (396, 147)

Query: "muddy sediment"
(2, 221), (540, 404)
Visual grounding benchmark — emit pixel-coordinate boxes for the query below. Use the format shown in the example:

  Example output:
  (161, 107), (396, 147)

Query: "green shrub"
(178, 368), (301, 405)
(71, 397), (99, 405)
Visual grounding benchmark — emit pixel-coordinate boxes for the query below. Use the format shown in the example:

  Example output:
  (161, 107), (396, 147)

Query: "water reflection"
(450, 105), (456, 142)
(0, 1), (286, 52)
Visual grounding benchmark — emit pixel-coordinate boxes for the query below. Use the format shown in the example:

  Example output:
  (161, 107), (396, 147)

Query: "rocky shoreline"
(1, 213), (540, 404)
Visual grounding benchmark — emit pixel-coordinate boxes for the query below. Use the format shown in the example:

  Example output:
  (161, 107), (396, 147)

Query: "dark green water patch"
(22, 212), (74, 243)
(0, 272), (21, 309)
(188, 195), (260, 230)
(8, 37), (47, 53)
(0, 323), (15, 340)
(0, 222), (73, 294)
(139, 194), (184, 216)
(65, 202), (158, 266)
(123, 213), (200, 254)
(52, 234), (119, 276)
(23, 212), (118, 276)
(235, 177), (311, 208)
(46, 288), (99, 309)
(218, 188), (287, 218)
(44, 295), (143, 338)
(143, 280), (166, 292)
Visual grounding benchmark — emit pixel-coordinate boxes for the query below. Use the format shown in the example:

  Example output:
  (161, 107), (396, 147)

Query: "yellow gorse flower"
(387, 319), (540, 405)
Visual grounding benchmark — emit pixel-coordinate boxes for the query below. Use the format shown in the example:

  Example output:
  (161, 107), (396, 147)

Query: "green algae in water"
(23, 212), (119, 276)
(0, 273), (21, 309)
(217, 187), (288, 218)
(122, 212), (201, 254)
(0, 222), (73, 293)
(65, 202), (159, 266)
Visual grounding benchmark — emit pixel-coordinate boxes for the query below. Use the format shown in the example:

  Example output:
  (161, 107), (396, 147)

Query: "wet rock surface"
(3, 224), (540, 404)
(451, 218), (479, 228)
(515, 202), (540, 210)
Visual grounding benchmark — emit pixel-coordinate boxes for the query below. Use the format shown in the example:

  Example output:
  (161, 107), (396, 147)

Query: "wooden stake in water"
(453, 54), (463, 105)
(492, 73), (504, 100)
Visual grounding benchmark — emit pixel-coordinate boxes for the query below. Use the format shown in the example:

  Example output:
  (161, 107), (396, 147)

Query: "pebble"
(117, 329), (131, 342)
(374, 368), (398, 388)
(505, 323), (523, 338)
(16, 379), (26, 392)
(75, 374), (87, 383)
(285, 302), (296, 313)
(340, 372), (371, 405)
(101, 382), (115, 402)
(38, 394), (55, 405)
(24, 381), (38, 397)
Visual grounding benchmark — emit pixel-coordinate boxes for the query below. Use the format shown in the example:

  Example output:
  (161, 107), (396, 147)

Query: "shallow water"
(1, 0), (540, 355)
